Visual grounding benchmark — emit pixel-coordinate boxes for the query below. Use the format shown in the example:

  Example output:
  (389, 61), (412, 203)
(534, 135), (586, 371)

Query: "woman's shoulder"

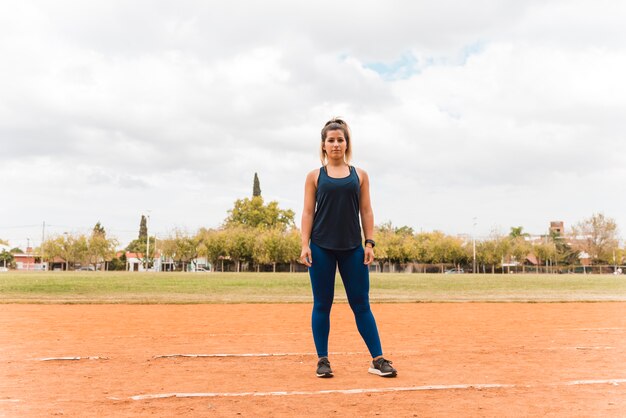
(352, 166), (369, 186)
(306, 167), (322, 178)
(305, 168), (323, 186)
(353, 166), (368, 177)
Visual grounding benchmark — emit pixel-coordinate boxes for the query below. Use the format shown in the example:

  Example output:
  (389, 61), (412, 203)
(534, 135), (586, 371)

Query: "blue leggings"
(308, 242), (383, 358)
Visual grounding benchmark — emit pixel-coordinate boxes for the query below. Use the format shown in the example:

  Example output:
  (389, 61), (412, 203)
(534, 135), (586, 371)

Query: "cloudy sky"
(1, 0), (625, 249)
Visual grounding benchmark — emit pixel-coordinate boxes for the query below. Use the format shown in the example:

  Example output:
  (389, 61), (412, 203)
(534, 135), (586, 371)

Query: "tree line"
(4, 174), (624, 272)
(31, 210), (623, 273)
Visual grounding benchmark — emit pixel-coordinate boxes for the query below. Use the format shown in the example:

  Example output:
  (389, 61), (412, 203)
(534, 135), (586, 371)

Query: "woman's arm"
(358, 168), (375, 265)
(300, 169), (317, 267)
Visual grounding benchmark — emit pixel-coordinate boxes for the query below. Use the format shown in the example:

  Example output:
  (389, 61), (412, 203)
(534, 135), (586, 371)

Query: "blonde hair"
(320, 117), (352, 166)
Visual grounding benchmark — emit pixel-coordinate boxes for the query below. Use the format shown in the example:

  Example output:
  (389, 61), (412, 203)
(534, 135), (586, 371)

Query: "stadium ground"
(1, 303), (625, 416)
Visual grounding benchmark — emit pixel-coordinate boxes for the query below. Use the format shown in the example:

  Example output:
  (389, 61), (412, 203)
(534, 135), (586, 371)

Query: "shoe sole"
(316, 372), (334, 378)
(368, 367), (397, 377)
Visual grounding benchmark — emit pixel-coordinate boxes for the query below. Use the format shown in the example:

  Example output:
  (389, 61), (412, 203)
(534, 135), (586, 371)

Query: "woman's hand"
(364, 245), (374, 265)
(300, 246), (312, 267)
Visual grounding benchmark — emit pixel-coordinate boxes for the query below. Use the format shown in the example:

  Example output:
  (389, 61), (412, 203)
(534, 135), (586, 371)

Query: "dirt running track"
(1, 303), (625, 417)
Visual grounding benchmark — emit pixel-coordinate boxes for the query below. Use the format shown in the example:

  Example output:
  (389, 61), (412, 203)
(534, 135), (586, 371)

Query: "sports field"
(1, 272), (626, 417)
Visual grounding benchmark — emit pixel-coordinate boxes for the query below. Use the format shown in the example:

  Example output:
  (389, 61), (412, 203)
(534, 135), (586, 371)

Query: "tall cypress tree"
(93, 221), (106, 237)
(253, 172), (261, 197)
(139, 215), (147, 240)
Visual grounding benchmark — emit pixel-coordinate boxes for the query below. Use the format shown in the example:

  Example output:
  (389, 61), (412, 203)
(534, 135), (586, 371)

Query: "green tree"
(225, 226), (256, 272)
(508, 236), (531, 273)
(509, 226), (529, 238)
(0, 249), (13, 268)
(571, 213), (620, 264)
(43, 233), (90, 270)
(254, 228), (285, 272)
(93, 221), (106, 236)
(374, 222), (415, 272)
(424, 231), (449, 272)
(139, 215), (147, 240)
(87, 223), (118, 270)
(225, 196), (295, 231)
(476, 239), (499, 274)
(284, 229), (302, 272)
(253, 172), (261, 197)
(197, 228), (229, 272)
(160, 230), (198, 271)
(126, 215), (155, 266)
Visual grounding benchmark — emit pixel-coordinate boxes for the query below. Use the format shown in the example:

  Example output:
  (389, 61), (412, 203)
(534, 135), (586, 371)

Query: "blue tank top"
(310, 166), (362, 250)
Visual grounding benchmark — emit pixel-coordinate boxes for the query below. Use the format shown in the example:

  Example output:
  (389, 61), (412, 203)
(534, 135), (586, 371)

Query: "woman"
(300, 118), (397, 378)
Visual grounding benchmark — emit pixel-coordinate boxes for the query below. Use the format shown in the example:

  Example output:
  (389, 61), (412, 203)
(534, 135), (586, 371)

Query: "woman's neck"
(326, 159), (347, 168)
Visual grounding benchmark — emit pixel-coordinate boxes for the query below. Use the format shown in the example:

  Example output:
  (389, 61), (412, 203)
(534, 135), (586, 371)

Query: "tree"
(225, 196), (295, 231)
(509, 226), (529, 238)
(253, 172), (261, 197)
(225, 226), (256, 272)
(197, 228), (229, 272)
(0, 248), (13, 268)
(93, 222), (106, 236)
(126, 215), (155, 266)
(508, 236), (531, 273)
(254, 228), (287, 272)
(549, 230), (577, 266)
(138, 215), (147, 240)
(42, 233), (90, 270)
(87, 222), (118, 270)
(160, 230), (198, 271)
(476, 239), (499, 274)
(571, 213), (619, 264)
(374, 222), (415, 272)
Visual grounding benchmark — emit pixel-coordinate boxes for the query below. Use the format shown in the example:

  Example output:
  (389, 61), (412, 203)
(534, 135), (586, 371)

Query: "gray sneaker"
(316, 357), (333, 378)
(368, 357), (397, 377)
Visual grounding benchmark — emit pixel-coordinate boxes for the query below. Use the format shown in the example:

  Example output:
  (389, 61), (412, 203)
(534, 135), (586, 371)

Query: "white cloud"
(1, 0), (625, 248)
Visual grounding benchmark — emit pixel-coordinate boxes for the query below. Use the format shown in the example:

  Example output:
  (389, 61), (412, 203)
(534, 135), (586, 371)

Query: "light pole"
(145, 210), (151, 271)
(472, 217), (477, 274)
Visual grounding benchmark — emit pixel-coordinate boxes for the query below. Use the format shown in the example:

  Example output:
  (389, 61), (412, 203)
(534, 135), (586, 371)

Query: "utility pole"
(145, 210), (151, 271)
(472, 217), (477, 274)
(41, 221), (46, 270)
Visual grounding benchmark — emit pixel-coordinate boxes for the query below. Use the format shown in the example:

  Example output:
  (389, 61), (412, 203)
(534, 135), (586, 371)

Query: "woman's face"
(323, 129), (347, 161)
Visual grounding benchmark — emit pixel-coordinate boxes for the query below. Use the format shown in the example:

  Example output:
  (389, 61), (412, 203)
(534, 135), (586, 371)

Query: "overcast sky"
(1, 0), (625, 249)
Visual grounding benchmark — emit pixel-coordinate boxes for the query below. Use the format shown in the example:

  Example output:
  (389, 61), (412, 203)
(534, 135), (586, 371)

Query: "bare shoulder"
(306, 168), (320, 178)
(306, 168), (321, 187)
(354, 167), (369, 185)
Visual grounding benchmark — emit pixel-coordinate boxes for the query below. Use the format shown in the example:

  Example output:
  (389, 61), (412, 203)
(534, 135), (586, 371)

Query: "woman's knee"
(313, 301), (333, 314)
(348, 298), (371, 315)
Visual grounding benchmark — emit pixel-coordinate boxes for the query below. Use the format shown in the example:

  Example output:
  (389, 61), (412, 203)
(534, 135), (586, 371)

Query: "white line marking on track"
(153, 352), (364, 359)
(153, 346), (619, 360)
(38, 356), (109, 361)
(570, 328), (625, 331)
(0, 399), (21, 403)
(207, 332), (309, 336)
(126, 379), (626, 401)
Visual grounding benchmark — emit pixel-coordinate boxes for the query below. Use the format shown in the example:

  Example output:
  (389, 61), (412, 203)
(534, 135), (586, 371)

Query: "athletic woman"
(300, 118), (397, 378)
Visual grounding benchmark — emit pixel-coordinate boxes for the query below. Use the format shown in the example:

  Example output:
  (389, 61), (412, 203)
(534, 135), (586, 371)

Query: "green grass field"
(1, 271), (625, 303)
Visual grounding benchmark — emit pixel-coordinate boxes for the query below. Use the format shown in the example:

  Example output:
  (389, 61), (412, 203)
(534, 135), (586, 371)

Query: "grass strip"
(1, 272), (625, 304)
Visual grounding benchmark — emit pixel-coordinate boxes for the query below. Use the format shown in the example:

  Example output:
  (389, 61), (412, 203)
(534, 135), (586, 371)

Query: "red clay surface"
(1, 303), (625, 417)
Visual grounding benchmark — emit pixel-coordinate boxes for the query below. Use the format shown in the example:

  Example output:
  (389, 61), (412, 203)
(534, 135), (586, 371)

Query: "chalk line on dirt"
(37, 356), (109, 361)
(153, 345), (619, 360)
(125, 378), (626, 400)
(153, 352), (367, 359)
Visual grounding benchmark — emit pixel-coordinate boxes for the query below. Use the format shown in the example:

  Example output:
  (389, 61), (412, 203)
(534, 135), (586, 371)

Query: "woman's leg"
(337, 246), (383, 358)
(308, 242), (337, 358)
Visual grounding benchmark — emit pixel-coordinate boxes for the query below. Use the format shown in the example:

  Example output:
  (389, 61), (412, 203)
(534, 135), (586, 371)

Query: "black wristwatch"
(365, 239), (375, 248)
